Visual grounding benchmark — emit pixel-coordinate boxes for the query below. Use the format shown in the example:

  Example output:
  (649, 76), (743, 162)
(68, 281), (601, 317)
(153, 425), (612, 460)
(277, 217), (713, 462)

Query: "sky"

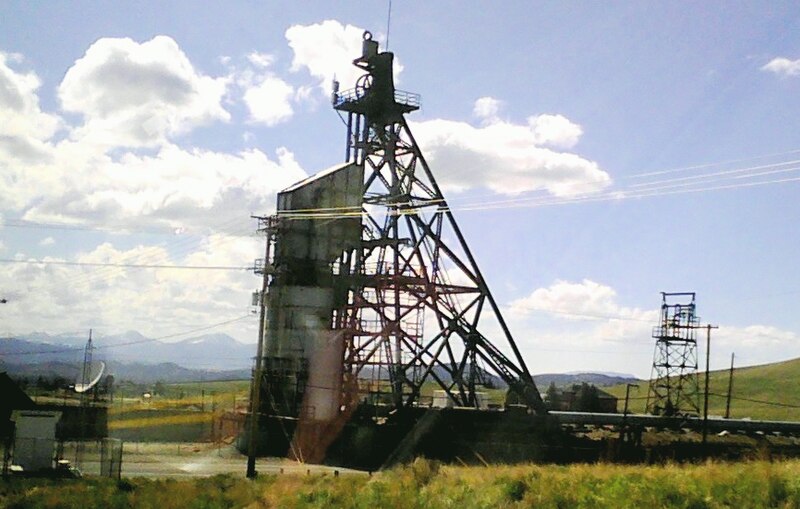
(1, 1), (799, 378)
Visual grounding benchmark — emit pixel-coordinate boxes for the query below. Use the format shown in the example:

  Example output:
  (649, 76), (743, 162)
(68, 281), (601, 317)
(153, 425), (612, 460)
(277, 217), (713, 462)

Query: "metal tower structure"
(646, 292), (701, 416)
(75, 330), (93, 465)
(328, 31), (545, 413)
(248, 31), (545, 466)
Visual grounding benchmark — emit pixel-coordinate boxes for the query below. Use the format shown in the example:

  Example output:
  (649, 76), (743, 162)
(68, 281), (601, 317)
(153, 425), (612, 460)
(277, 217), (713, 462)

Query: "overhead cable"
(0, 259), (250, 270)
(1, 314), (254, 357)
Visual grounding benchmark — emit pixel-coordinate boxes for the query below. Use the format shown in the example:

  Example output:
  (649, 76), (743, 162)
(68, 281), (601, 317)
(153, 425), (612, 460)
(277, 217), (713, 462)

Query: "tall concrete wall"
(264, 162), (363, 421)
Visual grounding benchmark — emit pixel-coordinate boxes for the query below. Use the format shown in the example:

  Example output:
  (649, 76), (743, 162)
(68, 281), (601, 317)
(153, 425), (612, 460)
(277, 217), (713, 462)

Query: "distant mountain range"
(1, 332), (254, 383)
(1, 332), (255, 370)
(1, 331), (641, 387)
(533, 372), (640, 388)
(0, 359), (250, 384)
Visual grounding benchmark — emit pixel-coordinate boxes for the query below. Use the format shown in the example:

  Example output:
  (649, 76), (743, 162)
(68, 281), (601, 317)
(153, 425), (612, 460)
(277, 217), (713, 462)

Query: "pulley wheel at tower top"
(355, 74), (373, 99)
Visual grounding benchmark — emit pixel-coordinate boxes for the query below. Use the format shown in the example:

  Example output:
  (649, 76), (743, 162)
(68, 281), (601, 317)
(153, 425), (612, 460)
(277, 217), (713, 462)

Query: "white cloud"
(0, 237), (261, 342)
(0, 52), (62, 164)
(473, 96), (503, 121)
(243, 76), (294, 126)
(58, 36), (230, 148)
(500, 280), (656, 376)
(0, 39), (308, 258)
(0, 40), (309, 345)
(506, 280), (800, 376)
(17, 142), (306, 231)
(762, 57), (800, 77)
(39, 237), (55, 246)
(247, 52), (274, 68)
(286, 20), (365, 90)
(0, 54), (61, 209)
(231, 51), (296, 126)
(510, 279), (655, 326)
(528, 114), (583, 149)
(285, 20), (402, 95)
(713, 324), (800, 367)
(411, 112), (610, 196)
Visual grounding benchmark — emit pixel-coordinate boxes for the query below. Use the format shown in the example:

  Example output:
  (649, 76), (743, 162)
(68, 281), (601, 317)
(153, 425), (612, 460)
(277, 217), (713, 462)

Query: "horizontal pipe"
(551, 411), (800, 434)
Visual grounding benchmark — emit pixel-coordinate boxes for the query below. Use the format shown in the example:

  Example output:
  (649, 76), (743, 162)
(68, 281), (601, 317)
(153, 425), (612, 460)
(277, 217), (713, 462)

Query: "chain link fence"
(4, 438), (122, 479)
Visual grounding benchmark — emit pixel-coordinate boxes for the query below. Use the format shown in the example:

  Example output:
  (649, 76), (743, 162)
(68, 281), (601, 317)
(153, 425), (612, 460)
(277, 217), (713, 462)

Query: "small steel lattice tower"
(646, 292), (701, 416)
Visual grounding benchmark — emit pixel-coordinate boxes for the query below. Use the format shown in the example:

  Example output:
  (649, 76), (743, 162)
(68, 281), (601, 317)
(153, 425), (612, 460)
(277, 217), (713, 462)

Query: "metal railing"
(652, 325), (698, 341)
(334, 88), (421, 109)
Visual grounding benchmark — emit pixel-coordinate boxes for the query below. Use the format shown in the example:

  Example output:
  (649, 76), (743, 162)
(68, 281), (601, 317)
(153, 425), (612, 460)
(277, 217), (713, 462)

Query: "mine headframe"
(645, 292), (701, 416)
(325, 31), (546, 415)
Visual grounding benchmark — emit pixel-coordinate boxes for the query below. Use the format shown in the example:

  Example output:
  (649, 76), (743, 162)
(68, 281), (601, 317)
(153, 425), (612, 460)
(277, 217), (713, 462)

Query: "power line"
(61, 229), (255, 292)
(268, 171), (800, 221)
(0, 259), (250, 271)
(507, 302), (656, 323)
(55, 223), (255, 289)
(8, 152), (800, 230)
(278, 154), (800, 216)
(1, 219), (258, 237)
(1, 220), (180, 236)
(710, 392), (800, 410)
(0, 155), (796, 258)
(626, 147), (800, 179)
(0, 220), (258, 309)
(628, 159), (800, 189)
(17, 215), (257, 292)
(531, 346), (652, 354)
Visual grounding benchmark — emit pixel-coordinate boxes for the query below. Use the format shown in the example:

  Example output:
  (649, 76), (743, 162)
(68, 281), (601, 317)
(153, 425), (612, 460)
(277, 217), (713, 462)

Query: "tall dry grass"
(4, 459), (800, 508)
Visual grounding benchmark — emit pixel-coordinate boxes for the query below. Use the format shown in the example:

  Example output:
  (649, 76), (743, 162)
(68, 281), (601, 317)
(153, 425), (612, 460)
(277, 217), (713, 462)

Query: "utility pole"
(702, 324), (719, 446)
(621, 383), (639, 443)
(247, 217), (272, 479)
(623, 383), (639, 419)
(725, 352), (735, 419)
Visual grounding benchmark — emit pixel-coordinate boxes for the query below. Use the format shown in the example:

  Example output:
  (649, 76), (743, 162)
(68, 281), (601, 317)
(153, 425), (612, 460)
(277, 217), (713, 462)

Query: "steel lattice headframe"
(327, 31), (546, 414)
(645, 292), (701, 416)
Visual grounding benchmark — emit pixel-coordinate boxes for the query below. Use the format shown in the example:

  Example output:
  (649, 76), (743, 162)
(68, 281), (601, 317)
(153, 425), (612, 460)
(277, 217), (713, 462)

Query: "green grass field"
(606, 357), (800, 421)
(113, 379), (251, 403)
(3, 459), (800, 508)
(107, 379), (250, 442)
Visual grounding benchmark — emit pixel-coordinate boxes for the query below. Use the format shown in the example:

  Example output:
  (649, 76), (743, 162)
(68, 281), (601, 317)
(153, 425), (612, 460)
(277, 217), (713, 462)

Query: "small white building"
(12, 410), (62, 472)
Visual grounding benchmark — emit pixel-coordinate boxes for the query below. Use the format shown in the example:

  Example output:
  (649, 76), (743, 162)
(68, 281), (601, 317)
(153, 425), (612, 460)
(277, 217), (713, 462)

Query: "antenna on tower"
(79, 330), (94, 401)
(385, 0), (393, 50)
(75, 329), (95, 467)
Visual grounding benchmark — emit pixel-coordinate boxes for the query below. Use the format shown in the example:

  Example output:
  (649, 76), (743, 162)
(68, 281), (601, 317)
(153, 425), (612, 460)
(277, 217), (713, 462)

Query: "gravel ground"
(60, 441), (369, 479)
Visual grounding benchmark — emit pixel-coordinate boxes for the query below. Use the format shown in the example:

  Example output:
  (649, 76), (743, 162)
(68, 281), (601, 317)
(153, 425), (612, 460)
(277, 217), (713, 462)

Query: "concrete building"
(11, 409), (62, 472)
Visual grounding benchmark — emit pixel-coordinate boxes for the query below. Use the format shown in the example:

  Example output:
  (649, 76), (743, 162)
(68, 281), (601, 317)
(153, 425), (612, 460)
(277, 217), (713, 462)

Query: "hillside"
(606, 356), (800, 421)
(534, 372), (639, 388)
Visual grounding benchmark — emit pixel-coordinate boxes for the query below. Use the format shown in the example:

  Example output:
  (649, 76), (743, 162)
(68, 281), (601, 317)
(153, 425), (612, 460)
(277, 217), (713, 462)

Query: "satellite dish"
(74, 360), (105, 393)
